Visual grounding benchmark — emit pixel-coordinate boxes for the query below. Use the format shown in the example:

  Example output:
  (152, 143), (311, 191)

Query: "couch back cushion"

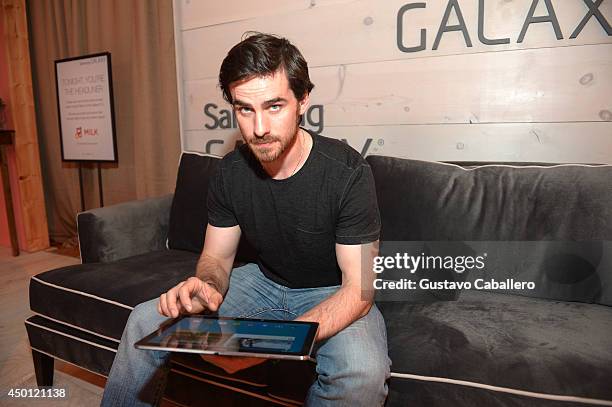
(367, 155), (612, 305)
(167, 152), (257, 263)
(168, 153), (219, 253)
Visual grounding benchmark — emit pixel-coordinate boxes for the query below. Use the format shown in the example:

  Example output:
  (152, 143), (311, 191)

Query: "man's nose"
(253, 112), (269, 138)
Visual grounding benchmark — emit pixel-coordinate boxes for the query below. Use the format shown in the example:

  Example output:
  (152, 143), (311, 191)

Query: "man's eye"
(239, 107), (252, 114)
(269, 105), (281, 112)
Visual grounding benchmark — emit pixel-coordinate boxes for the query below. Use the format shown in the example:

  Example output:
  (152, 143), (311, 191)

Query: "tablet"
(135, 315), (319, 361)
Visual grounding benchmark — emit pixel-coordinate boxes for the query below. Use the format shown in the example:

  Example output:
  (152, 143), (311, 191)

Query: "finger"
(166, 282), (184, 318)
(200, 282), (213, 305)
(185, 279), (210, 313)
(166, 290), (178, 318)
(178, 286), (193, 312)
(159, 293), (169, 317)
(199, 283), (213, 307)
(178, 282), (195, 313)
(199, 283), (216, 311)
(206, 290), (224, 312)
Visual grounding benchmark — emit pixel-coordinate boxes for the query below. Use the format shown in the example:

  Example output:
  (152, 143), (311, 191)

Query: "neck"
(262, 129), (310, 180)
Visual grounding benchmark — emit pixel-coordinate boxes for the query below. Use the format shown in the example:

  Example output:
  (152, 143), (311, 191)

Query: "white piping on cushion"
(25, 320), (117, 353)
(29, 346), (109, 378)
(31, 312), (121, 343)
(390, 372), (612, 406)
(180, 151), (223, 158)
(30, 276), (134, 310)
(438, 162), (612, 171)
(366, 155), (612, 171)
(76, 212), (84, 264)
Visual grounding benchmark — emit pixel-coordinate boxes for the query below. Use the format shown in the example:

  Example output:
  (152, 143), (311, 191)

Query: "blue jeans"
(101, 263), (390, 406)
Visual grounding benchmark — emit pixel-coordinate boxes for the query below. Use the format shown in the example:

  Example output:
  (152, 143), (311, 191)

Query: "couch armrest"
(77, 194), (173, 263)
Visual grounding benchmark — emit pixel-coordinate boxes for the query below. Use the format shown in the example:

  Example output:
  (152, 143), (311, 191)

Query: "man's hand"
(158, 224), (241, 318)
(158, 277), (224, 318)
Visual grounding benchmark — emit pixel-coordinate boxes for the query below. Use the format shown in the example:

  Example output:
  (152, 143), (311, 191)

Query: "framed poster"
(55, 52), (118, 162)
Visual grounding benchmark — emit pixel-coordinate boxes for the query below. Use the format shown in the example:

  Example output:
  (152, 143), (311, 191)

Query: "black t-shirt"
(207, 130), (380, 288)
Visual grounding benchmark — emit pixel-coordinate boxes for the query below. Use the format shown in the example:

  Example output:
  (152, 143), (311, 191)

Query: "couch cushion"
(29, 249), (199, 341)
(385, 376), (599, 407)
(380, 291), (612, 403)
(25, 315), (118, 377)
(367, 156), (612, 241)
(167, 153), (220, 253)
(167, 152), (257, 263)
(367, 156), (612, 305)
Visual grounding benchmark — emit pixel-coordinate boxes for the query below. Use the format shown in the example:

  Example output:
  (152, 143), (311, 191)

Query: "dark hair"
(219, 32), (314, 104)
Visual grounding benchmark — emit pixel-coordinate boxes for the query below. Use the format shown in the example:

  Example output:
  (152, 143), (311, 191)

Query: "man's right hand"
(158, 277), (224, 318)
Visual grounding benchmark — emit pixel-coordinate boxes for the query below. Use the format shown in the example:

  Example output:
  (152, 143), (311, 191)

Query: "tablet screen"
(135, 316), (318, 358)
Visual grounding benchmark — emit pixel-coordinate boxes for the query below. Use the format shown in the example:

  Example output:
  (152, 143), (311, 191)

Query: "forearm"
(195, 254), (231, 296)
(296, 285), (373, 341)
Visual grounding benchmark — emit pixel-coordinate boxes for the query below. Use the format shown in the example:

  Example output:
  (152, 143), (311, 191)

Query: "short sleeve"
(207, 164), (238, 227)
(335, 164), (381, 244)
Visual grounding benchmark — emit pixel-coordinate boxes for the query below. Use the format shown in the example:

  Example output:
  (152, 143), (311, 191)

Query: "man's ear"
(298, 92), (310, 116)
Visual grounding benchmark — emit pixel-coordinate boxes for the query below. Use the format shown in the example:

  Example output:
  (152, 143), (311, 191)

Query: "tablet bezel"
(134, 315), (319, 361)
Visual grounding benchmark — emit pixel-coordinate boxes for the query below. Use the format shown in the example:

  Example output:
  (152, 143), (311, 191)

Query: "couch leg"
(32, 350), (54, 386)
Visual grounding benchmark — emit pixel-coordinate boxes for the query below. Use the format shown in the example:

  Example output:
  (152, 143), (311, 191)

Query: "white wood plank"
(173, 0), (187, 153)
(322, 123), (612, 163)
(179, 0), (612, 81)
(176, 0), (308, 31)
(176, 0), (356, 31)
(182, 122), (612, 164)
(311, 44), (612, 125)
(181, 43), (612, 129)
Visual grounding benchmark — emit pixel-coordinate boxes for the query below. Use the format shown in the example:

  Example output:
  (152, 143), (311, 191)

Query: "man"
(101, 33), (390, 407)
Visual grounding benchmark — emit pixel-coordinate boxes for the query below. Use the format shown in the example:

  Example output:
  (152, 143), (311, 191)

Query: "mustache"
(249, 137), (279, 145)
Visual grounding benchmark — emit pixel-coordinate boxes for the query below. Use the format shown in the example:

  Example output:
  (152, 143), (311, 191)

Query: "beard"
(248, 135), (292, 163)
(246, 112), (301, 163)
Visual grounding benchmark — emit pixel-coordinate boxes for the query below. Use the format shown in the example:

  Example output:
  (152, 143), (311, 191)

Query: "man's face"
(230, 70), (309, 163)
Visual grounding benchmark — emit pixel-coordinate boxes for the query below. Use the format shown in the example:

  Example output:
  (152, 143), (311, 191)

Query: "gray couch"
(26, 152), (612, 406)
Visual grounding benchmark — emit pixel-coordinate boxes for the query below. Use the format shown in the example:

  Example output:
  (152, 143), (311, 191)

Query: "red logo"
(74, 127), (98, 139)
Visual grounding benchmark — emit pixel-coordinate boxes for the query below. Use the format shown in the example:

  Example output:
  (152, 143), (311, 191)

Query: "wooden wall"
(173, 0), (612, 163)
(1, 0), (49, 252)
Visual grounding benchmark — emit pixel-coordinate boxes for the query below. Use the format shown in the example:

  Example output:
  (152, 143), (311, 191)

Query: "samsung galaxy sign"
(203, 103), (325, 134)
(396, 0), (611, 53)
